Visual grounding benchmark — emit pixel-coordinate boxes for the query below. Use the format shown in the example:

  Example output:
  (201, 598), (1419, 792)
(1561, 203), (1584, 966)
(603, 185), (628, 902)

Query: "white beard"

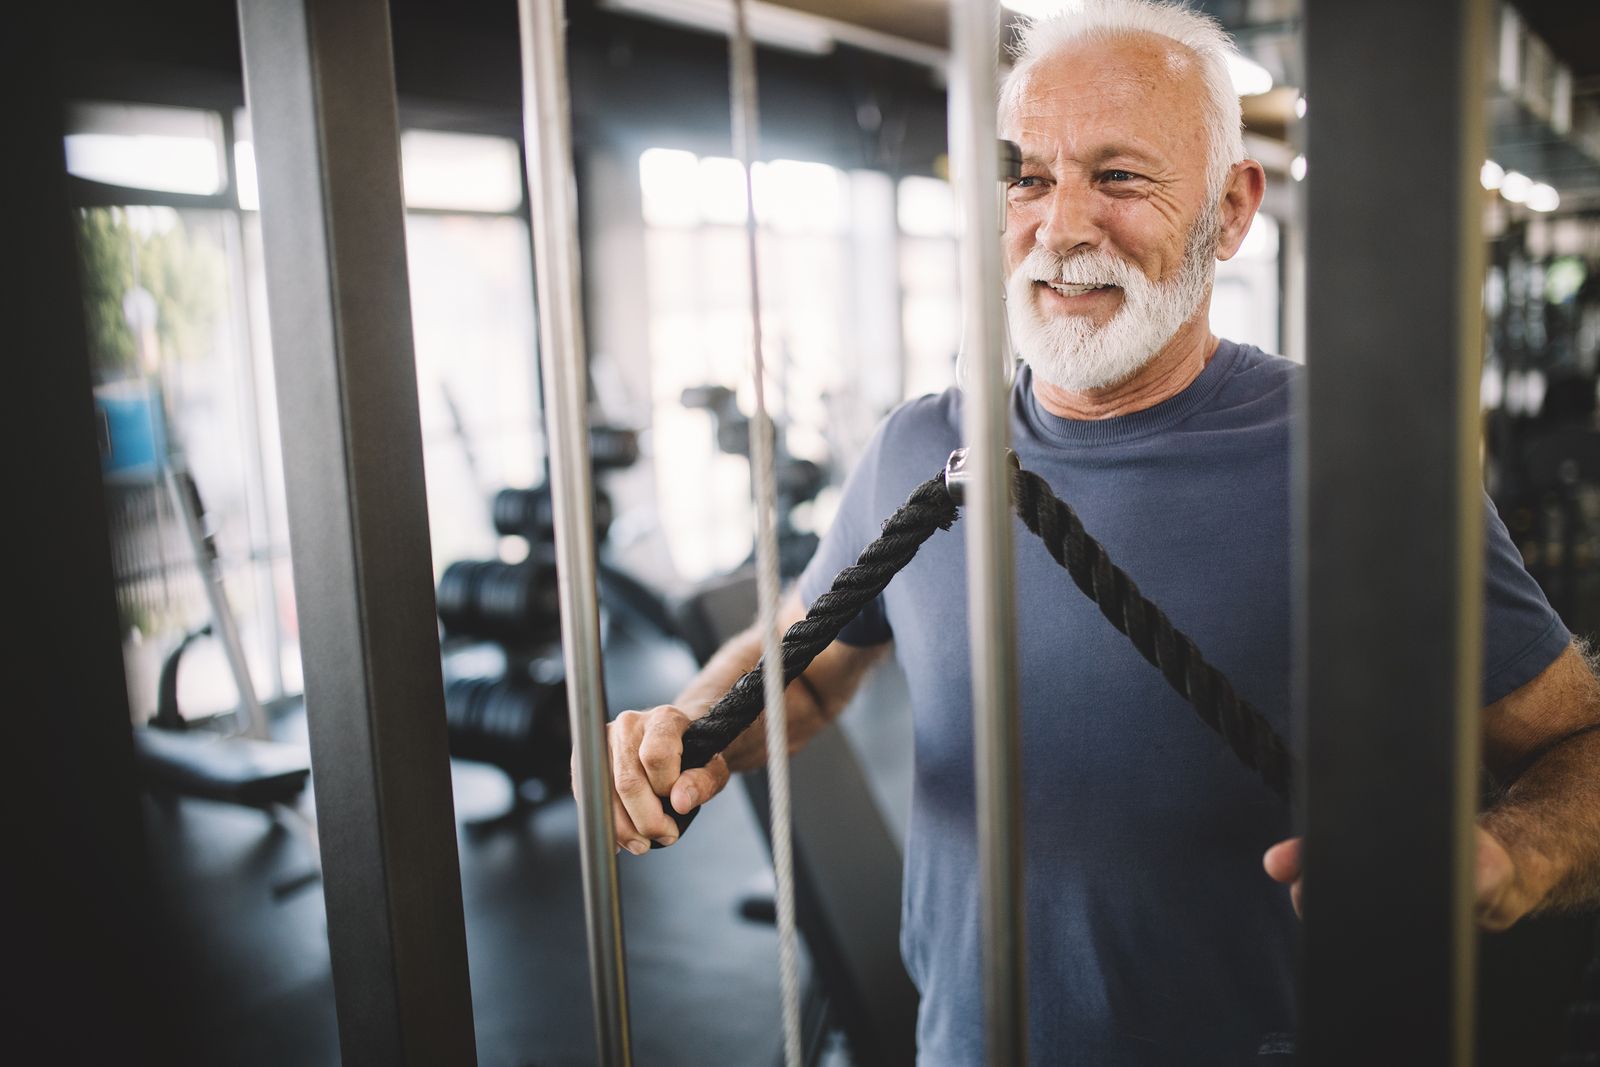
(1006, 213), (1219, 393)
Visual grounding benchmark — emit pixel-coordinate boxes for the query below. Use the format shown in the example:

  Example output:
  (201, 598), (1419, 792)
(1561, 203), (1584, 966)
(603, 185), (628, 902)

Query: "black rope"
(667, 453), (1290, 839)
(1007, 463), (1293, 799)
(678, 474), (958, 771)
(660, 474), (957, 838)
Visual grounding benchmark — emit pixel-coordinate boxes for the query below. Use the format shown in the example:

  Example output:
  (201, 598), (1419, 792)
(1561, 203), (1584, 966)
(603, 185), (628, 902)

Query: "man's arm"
(602, 590), (889, 854)
(1266, 639), (1600, 930)
(1476, 641), (1600, 928)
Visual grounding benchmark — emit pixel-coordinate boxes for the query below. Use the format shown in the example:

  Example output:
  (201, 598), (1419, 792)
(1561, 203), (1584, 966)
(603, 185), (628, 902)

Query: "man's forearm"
(1481, 724), (1600, 915)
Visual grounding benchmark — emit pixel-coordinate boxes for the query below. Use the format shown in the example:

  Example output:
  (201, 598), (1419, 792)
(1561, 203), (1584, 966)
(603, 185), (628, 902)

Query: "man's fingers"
(611, 719), (680, 848)
(1264, 838), (1304, 919)
(613, 757), (679, 847)
(1262, 837), (1303, 884)
(612, 789), (649, 856)
(638, 708), (690, 795)
(604, 706), (732, 853)
(670, 755), (730, 814)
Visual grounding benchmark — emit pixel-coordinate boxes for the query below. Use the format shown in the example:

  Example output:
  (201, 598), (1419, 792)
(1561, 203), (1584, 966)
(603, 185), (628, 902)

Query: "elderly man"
(604, 0), (1600, 1061)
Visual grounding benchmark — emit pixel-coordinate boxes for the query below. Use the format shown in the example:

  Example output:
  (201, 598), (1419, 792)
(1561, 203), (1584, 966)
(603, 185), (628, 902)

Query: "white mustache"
(1016, 246), (1143, 290)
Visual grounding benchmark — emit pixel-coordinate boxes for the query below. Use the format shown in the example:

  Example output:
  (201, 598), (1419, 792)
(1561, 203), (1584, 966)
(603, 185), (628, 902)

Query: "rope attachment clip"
(943, 447), (1019, 508)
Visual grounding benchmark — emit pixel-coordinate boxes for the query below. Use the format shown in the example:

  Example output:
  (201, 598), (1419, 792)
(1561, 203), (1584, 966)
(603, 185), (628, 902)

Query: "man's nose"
(1036, 182), (1100, 258)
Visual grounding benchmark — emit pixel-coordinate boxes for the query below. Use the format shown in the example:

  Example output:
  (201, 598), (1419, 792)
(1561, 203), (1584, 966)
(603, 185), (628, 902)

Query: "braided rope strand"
(678, 474), (959, 771)
(1008, 463), (1292, 798)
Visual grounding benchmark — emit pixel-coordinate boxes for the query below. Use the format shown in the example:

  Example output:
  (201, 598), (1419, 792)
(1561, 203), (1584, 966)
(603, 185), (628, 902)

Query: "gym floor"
(138, 612), (1593, 1067)
(142, 619), (915, 1067)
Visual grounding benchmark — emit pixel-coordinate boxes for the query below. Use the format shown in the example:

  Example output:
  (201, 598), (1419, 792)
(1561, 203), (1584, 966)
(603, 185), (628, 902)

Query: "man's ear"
(1215, 160), (1267, 262)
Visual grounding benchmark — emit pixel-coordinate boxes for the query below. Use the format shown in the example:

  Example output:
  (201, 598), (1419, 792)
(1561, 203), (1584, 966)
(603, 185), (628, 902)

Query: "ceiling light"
(1526, 183), (1560, 213)
(1480, 160), (1504, 191)
(1225, 53), (1274, 97)
(1499, 170), (1532, 203)
(1289, 154), (1307, 182)
(1294, 95), (1308, 119)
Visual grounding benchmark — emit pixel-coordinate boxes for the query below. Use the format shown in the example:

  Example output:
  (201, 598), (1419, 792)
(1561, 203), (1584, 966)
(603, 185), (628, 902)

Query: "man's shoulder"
(1204, 341), (1299, 422)
(875, 387), (964, 451)
(842, 389), (967, 501)
(1225, 341), (1300, 389)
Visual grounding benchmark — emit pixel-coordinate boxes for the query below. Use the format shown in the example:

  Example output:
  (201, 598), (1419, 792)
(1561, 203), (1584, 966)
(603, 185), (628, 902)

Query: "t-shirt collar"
(1015, 338), (1242, 447)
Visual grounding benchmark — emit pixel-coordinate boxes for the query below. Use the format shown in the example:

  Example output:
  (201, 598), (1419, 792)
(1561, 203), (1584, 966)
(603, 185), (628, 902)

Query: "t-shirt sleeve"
(1482, 492), (1571, 705)
(794, 418), (896, 647)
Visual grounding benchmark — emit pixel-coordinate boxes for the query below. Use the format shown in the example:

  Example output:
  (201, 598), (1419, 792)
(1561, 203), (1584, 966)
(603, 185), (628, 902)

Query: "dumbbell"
(437, 559), (561, 642)
(491, 486), (615, 544)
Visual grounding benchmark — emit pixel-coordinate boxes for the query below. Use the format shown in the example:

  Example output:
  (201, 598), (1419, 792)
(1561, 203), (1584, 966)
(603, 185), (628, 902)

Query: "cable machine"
(231, 0), (1496, 1064)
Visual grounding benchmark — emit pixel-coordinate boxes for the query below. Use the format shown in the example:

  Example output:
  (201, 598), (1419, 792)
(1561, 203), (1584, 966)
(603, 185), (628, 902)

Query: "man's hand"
(583, 705), (731, 855)
(1262, 827), (1543, 932)
(582, 591), (885, 856)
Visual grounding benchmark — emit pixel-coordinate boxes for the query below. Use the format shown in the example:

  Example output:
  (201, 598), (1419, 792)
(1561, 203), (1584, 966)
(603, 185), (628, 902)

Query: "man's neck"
(1031, 318), (1220, 421)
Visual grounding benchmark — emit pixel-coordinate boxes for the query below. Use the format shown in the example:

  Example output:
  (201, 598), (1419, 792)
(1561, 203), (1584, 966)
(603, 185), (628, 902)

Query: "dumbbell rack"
(436, 486), (594, 824)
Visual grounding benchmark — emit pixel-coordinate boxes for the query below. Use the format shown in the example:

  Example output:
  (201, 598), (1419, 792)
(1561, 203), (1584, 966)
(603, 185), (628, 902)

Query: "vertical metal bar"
(236, 1), (478, 1063)
(1298, 1), (1488, 1063)
(11, 10), (175, 1057)
(949, 1), (1027, 1063)
(515, 2), (634, 1064)
(162, 463), (268, 738)
(728, 5), (804, 1064)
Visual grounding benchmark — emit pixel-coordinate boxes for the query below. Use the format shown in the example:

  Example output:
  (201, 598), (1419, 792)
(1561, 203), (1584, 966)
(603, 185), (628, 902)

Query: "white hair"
(998, 0), (1246, 199)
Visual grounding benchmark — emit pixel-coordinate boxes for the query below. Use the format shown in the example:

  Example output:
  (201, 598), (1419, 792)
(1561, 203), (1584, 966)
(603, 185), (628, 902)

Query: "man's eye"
(1102, 170), (1137, 183)
(1012, 176), (1042, 189)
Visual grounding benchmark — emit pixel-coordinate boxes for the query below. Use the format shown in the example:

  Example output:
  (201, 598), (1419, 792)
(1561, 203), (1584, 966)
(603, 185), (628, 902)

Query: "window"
(637, 148), (901, 582)
(80, 201), (289, 717)
(1212, 213), (1282, 355)
(72, 102), (542, 719)
(896, 175), (963, 399)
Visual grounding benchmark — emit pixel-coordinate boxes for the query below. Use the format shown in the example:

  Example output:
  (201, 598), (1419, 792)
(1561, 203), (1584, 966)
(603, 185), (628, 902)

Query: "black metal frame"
(236, 0), (477, 1062)
(8, 9), (179, 1061)
(1299, 1), (1489, 1063)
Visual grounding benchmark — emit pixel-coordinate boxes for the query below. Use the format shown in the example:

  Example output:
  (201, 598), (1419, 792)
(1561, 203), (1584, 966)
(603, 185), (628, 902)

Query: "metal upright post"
(515, 2), (634, 1064)
(236, 1), (477, 1063)
(1299, 0), (1489, 1063)
(10, 9), (175, 1059)
(949, 1), (1027, 1063)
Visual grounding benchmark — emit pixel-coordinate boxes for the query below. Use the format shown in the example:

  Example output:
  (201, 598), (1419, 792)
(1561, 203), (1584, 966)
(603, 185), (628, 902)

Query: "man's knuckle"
(646, 705), (689, 731)
(638, 732), (672, 758)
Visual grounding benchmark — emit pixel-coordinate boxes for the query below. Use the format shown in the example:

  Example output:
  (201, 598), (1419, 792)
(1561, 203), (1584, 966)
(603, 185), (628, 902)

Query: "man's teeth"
(1046, 282), (1114, 296)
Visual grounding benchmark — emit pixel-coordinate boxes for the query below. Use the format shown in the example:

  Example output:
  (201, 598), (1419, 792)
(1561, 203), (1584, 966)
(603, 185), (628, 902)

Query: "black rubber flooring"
(142, 621), (914, 1067)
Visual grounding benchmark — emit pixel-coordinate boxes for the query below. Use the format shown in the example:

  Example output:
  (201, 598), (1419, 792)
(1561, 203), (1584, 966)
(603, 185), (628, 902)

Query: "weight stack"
(443, 674), (571, 785)
(436, 558), (561, 644)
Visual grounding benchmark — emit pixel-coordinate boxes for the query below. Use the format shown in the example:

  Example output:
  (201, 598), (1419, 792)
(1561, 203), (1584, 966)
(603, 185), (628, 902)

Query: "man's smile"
(1034, 280), (1124, 311)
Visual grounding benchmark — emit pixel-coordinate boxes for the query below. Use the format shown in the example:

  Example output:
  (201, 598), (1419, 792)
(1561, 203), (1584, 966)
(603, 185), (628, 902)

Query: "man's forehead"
(1004, 34), (1209, 157)
(1013, 33), (1202, 109)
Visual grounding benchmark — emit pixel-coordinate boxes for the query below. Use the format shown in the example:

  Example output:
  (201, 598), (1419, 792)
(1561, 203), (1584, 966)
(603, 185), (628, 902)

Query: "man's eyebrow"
(1085, 144), (1164, 168)
(1017, 145), (1167, 170)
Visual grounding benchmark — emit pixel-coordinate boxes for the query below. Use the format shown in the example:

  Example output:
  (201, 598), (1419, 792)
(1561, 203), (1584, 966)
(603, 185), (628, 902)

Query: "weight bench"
(133, 727), (310, 810)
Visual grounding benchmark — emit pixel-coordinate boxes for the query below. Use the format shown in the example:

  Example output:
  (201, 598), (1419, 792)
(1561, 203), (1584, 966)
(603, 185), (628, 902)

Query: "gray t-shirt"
(795, 340), (1569, 1065)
